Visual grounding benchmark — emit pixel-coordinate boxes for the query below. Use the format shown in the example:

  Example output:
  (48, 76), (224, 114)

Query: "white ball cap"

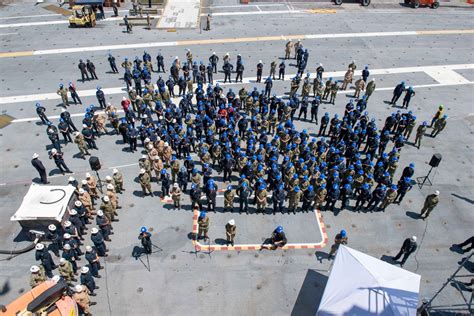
(30, 265), (40, 273)
(51, 275), (61, 283)
(69, 209), (77, 216)
(164, 142), (169, 147)
(228, 219), (235, 226)
(74, 200), (82, 207)
(81, 266), (89, 274)
(35, 243), (45, 250)
(144, 138), (150, 143)
(434, 190), (440, 196)
(107, 184), (114, 190)
(97, 210), (104, 216)
(85, 173), (91, 178)
(91, 227), (99, 234)
(48, 224), (57, 231)
(63, 233), (71, 239)
(64, 221), (72, 228)
(113, 168), (119, 174)
(81, 179), (88, 185)
(173, 183), (179, 188)
(63, 244), (71, 250)
(122, 96), (127, 101)
(105, 176), (112, 181)
(141, 155), (147, 159)
(140, 169), (146, 174)
(51, 148), (57, 154)
(85, 245), (92, 252)
(32, 153), (39, 159)
(103, 196), (110, 202)
(75, 284), (84, 293)
(83, 124), (88, 128)
(78, 188), (85, 194)
(68, 176), (75, 182)
(59, 258), (66, 264)
(411, 236), (417, 242)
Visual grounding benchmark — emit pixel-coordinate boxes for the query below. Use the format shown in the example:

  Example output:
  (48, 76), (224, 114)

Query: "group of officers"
(27, 43), (450, 309)
(29, 170), (124, 315)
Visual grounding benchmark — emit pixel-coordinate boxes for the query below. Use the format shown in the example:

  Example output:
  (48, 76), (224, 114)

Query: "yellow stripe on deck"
(307, 9), (337, 14)
(0, 50), (34, 58)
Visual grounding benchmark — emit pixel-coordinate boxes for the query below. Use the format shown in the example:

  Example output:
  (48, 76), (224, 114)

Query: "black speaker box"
(89, 156), (101, 171)
(429, 153), (442, 168)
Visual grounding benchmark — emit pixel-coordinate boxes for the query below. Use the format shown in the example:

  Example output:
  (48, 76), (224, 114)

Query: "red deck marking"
(190, 207), (328, 252)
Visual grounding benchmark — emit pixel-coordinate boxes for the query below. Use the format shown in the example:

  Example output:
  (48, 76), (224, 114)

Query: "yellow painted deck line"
(0, 50), (34, 58)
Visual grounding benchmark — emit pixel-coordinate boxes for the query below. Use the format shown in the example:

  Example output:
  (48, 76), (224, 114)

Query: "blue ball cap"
(391, 184), (398, 190)
(333, 184), (338, 190)
(294, 186), (300, 192)
(140, 226), (147, 233)
(308, 185), (314, 191)
(161, 169), (167, 174)
(199, 211), (206, 218)
(340, 229), (347, 237)
(242, 182), (248, 187)
(276, 226), (284, 233)
(227, 185), (232, 191)
(344, 184), (351, 190)
(409, 163), (415, 168)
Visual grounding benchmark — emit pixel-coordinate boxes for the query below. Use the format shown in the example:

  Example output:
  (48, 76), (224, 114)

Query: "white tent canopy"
(11, 183), (75, 222)
(317, 245), (421, 316)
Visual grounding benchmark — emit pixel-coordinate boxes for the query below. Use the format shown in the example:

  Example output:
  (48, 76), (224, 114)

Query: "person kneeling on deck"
(261, 226), (287, 250)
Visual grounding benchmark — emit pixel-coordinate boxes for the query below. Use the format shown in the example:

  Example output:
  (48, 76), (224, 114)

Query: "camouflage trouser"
(380, 199), (393, 209)
(224, 200), (233, 209)
(115, 181), (123, 193)
(141, 183), (152, 195)
(78, 145), (89, 156)
(330, 92), (337, 104)
(420, 206), (435, 218)
(105, 210), (115, 222)
(414, 135), (423, 148)
(172, 197), (181, 208)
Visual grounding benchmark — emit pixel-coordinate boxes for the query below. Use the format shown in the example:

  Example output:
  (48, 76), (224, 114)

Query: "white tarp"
(317, 245), (421, 316)
(10, 184), (75, 222)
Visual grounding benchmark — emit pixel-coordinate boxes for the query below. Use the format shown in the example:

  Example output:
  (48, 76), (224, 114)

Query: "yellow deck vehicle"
(69, 5), (96, 27)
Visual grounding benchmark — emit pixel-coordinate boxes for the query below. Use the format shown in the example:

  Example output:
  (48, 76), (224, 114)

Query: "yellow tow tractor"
(68, 0), (104, 27)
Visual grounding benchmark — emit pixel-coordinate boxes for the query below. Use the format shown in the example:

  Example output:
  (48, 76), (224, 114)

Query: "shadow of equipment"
(291, 269), (328, 316)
